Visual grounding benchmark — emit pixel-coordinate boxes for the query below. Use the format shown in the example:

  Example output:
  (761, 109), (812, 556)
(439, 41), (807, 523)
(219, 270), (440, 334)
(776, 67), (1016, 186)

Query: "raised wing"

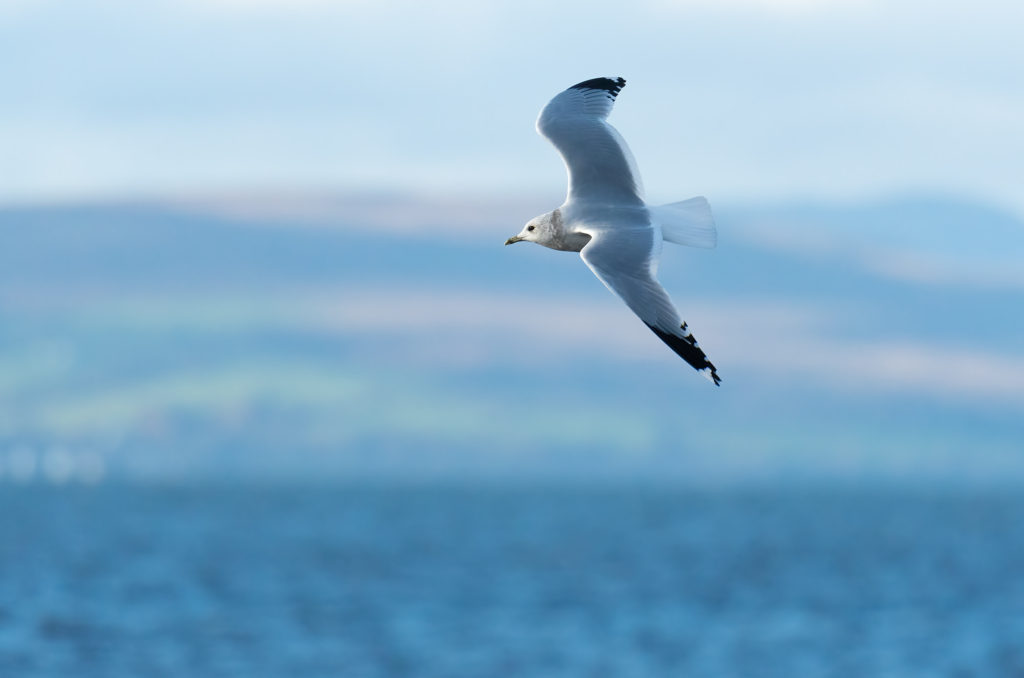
(537, 77), (644, 207)
(580, 227), (721, 385)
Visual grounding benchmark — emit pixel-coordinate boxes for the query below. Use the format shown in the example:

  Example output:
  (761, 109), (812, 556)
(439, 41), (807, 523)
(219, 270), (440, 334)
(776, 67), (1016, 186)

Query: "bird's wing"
(537, 77), (644, 206)
(580, 226), (721, 385)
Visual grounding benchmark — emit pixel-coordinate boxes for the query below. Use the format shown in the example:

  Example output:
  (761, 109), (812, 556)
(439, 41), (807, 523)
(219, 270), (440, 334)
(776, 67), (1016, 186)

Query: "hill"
(1, 193), (1021, 484)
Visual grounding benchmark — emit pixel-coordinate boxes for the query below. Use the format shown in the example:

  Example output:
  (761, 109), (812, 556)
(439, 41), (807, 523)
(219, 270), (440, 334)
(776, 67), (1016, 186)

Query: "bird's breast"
(557, 230), (593, 252)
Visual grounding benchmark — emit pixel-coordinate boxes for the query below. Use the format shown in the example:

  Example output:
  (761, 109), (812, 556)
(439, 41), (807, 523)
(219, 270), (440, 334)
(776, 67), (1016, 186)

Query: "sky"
(2, 0), (1023, 213)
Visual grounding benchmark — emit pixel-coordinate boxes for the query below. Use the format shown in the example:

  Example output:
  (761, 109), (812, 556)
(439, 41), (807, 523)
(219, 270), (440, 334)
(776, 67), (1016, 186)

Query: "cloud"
(190, 0), (347, 6)
(336, 290), (1024, 409)
(161, 287), (1024, 411)
(648, 0), (877, 13)
(42, 283), (1021, 410)
(3, 0), (1024, 215)
(713, 329), (1024, 407)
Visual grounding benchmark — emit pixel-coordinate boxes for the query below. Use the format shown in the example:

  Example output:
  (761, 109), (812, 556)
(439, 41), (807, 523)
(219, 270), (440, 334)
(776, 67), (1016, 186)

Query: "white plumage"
(506, 77), (721, 385)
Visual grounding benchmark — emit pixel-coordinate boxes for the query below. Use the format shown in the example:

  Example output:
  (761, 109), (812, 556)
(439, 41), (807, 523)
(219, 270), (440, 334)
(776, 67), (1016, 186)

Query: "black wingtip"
(645, 322), (722, 386)
(570, 77), (626, 98)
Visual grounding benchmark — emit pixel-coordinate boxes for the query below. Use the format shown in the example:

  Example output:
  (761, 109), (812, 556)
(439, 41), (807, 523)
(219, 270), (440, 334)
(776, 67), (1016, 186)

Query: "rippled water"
(2, 483), (1023, 677)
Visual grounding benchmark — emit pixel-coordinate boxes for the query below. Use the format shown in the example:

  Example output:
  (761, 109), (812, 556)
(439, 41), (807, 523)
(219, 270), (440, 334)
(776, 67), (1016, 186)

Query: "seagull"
(505, 77), (721, 385)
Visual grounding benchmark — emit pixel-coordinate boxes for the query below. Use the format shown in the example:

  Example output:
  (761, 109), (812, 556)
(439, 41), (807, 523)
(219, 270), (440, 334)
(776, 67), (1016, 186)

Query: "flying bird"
(505, 77), (721, 385)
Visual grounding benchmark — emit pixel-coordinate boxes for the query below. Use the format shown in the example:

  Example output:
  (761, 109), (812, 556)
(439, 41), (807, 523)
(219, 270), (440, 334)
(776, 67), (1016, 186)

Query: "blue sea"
(2, 483), (1023, 677)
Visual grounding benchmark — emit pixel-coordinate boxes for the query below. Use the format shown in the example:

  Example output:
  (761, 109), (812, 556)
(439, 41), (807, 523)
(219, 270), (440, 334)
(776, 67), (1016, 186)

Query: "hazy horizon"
(2, 192), (1021, 485)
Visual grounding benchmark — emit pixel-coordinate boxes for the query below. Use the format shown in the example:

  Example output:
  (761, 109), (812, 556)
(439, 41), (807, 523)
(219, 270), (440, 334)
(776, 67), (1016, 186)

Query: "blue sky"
(2, 0), (1023, 214)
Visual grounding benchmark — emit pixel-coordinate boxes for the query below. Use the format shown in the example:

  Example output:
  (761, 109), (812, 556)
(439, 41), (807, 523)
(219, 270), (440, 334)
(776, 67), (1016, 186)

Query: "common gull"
(505, 77), (721, 385)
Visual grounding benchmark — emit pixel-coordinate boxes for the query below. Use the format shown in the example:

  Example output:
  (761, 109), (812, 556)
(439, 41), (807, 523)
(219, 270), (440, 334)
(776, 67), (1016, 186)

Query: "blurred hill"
(1, 193), (1022, 484)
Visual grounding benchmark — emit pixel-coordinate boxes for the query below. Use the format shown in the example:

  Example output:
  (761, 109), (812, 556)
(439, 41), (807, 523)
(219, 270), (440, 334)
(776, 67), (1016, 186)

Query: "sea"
(2, 482), (1023, 677)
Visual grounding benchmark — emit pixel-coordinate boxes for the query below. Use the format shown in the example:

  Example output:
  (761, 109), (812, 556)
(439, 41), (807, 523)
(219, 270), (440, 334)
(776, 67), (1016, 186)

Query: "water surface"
(2, 484), (1022, 677)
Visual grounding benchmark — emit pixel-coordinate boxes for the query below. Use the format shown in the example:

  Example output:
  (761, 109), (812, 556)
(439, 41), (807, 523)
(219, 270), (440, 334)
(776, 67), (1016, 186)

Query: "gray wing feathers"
(580, 230), (684, 333)
(536, 78), (643, 205)
(580, 229), (721, 384)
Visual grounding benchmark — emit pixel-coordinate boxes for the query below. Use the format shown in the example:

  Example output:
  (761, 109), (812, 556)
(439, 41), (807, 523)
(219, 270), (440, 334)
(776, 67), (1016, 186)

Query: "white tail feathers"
(651, 196), (717, 249)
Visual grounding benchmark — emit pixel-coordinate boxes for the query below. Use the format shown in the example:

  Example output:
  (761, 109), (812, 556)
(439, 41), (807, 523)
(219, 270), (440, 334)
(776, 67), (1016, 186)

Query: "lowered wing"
(579, 225), (721, 385)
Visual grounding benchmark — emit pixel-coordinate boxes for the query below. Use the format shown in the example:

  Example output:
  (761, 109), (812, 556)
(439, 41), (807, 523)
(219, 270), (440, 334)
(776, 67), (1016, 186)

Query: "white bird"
(505, 77), (721, 385)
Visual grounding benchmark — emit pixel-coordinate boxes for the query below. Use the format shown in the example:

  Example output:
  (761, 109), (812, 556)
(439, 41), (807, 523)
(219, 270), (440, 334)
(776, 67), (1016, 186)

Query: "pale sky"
(2, 0), (1022, 213)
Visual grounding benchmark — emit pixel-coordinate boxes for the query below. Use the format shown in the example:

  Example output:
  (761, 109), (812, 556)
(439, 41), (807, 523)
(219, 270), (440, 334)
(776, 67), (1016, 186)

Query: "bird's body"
(505, 77), (721, 385)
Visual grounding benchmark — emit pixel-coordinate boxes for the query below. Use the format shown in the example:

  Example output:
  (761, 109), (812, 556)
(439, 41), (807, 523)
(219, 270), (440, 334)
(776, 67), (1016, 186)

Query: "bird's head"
(504, 211), (558, 247)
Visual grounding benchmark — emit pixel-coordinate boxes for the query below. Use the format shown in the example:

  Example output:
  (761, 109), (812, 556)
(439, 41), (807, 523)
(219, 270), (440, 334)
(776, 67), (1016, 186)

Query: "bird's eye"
(527, 225), (535, 231)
